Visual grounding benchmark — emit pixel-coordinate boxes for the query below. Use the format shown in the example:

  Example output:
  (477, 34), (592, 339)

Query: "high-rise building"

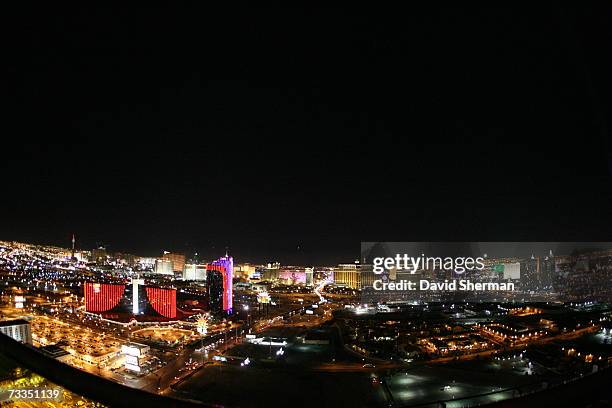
(0, 319), (32, 345)
(260, 262), (280, 281)
(540, 255), (555, 289)
(115, 253), (137, 266)
(521, 254), (555, 291)
(183, 263), (207, 281)
(84, 282), (126, 312)
(278, 266), (309, 284)
(305, 267), (314, 286)
(207, 268), (224, 314)
(162, 252), (185, 273)
(84, 281), (177, 319)
(207, 255), (233, 314)
(145, 287), (177, 318)
(359, 264), (376, 289)
(138, 257), (157, 271)
(154, 259), (174, 275)
(501, 262), (521, 280)
(334, 262), (362, 289)
(131, 278), (145, 314)
(234, 263), (256, 280)
(314, 267), (334, 284)
(555, 250), (612, 303)
(91, 246), (107, 263)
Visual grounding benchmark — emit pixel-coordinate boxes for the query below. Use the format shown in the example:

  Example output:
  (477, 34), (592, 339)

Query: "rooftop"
(0, 319), (30, 327)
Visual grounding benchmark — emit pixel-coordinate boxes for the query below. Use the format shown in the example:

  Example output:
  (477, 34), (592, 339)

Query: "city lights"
(1, 240), (612, 407)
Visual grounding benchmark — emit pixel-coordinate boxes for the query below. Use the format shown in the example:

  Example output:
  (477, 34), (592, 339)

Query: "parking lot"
(31, 316), (123, 366)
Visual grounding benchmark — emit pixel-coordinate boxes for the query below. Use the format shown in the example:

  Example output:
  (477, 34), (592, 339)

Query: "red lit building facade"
(84, 281), (177, 319)
(84, 282), (126, 312)
(145, 287), (177, 318)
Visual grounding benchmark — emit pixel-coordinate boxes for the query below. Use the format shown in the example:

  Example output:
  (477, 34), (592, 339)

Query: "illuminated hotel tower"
(132, 277), (144, 314)
(84, 279), (176, 319)
(84, 282), (126, 312)
(207, 255), (233, 314)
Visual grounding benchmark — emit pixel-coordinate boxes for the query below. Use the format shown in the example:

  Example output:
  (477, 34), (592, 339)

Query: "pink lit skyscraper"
(207, 255), (233, 313)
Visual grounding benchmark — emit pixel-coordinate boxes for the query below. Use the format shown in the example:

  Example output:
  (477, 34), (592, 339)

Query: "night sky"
(4, 6), (612, 265)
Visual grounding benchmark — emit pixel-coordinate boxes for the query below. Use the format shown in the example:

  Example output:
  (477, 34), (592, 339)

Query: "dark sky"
(4, 6), (612, 265)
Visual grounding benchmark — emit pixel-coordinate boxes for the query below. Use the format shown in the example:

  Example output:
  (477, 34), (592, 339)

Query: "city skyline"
(2, 238), (612, 407)
(3, 3), (612, 407)
(9, 236), (612, 268)
(4, 6), (612, 267)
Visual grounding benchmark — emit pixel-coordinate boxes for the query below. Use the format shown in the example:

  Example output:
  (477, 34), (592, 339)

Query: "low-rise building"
(0, 319), (32, 345)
